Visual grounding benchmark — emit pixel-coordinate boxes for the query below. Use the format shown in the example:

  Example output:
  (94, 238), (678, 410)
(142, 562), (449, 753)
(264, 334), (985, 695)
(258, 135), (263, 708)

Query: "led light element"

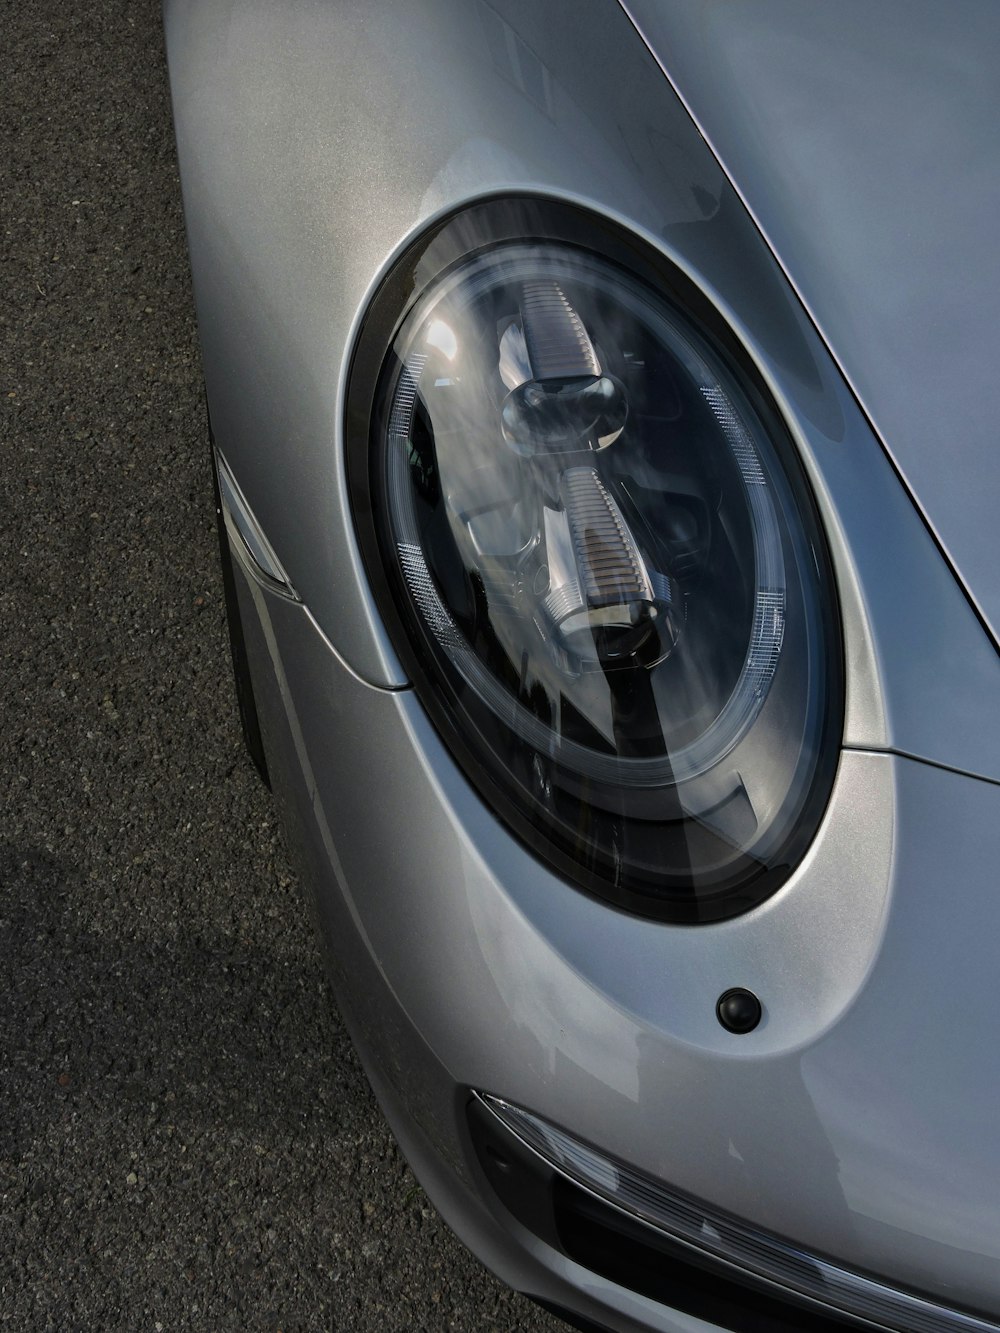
(354, 214), (841, 921)
(481, 1095), (1000, 1333)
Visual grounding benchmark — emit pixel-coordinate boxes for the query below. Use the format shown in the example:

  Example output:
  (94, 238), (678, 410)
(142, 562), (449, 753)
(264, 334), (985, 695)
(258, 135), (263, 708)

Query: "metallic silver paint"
(230, 545), (1000, 1325)
(483, 1095), (1000, 1333)
(165, 0), (1000, 783)
(620, 0), (1000, 649)
(225, 540), (759, 1333)
(336, 919), (722, 1333)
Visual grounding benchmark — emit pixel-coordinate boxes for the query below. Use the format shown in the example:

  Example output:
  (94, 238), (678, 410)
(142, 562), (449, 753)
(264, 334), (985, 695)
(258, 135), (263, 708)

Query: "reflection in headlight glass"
(371, 241), (838, 919)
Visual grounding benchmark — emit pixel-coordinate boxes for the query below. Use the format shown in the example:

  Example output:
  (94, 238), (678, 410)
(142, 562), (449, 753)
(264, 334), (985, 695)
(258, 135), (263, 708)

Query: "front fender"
(165, 0), (1000, 776)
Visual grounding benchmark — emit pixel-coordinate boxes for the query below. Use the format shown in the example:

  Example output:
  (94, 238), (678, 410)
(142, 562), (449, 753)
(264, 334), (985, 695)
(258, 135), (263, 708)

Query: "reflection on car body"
(165, 1), (1000, 1329)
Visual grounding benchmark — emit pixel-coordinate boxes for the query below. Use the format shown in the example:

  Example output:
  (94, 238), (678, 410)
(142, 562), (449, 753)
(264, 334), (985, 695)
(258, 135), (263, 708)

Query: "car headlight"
(349, 201), (842, 922)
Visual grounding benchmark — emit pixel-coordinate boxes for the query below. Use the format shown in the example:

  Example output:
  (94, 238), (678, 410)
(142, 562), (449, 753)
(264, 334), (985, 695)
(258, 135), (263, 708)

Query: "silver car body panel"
(164, 0), (1000, 783)
(231, 541), (1000, 1326)
(621, 0), (1000, 650)
(163, 0), (1000, 1327)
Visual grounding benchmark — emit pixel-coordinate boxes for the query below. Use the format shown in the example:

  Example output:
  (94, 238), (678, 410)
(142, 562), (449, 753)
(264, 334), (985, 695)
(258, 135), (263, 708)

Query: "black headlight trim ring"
(346, 195), (844, 923)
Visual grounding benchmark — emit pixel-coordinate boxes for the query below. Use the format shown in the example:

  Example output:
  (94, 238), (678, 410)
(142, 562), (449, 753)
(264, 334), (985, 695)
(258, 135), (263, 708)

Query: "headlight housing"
(348, 200), (842, 922)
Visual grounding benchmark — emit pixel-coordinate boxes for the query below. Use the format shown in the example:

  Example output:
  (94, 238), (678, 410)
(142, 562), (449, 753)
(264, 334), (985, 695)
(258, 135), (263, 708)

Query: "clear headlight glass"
(353, 217), (841, 921)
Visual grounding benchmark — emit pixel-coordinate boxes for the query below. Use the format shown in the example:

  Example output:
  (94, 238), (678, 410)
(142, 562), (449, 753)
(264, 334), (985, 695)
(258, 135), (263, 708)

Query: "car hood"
(622, 0), (1000, 647)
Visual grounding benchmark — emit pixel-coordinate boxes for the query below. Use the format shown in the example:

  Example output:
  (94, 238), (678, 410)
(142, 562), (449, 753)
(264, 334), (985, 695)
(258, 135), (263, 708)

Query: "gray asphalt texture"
(1, 5), (562, 1331)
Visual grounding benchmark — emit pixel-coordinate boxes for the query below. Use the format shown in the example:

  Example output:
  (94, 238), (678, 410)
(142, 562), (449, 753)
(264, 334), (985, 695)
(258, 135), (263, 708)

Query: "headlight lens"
(351, 208), (841, 921)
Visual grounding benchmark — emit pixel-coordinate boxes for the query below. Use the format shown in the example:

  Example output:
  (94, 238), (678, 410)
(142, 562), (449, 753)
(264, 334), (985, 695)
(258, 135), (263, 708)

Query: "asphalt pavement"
(1, 4), (561, 1329)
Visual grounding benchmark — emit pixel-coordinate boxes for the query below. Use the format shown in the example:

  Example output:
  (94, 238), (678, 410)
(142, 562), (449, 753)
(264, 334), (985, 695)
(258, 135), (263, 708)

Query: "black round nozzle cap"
(717, 988), (762, 1034)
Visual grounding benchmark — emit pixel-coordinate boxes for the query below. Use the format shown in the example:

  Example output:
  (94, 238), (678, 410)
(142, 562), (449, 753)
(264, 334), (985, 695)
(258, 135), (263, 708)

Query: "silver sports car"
(164, 1), (1000, 1329)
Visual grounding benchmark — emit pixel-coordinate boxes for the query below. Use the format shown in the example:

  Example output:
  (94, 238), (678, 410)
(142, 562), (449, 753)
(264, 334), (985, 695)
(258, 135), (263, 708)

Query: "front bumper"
(228, 533), (1000, 1333)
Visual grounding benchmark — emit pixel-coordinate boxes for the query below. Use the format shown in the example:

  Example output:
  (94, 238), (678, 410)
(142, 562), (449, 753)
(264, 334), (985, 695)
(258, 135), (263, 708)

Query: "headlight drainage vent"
(716, 988), (762, 1033)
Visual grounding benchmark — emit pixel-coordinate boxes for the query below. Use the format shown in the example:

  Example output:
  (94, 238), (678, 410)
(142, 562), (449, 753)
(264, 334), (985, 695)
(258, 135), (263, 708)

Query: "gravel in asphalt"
(1, 4), (562, 1329)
